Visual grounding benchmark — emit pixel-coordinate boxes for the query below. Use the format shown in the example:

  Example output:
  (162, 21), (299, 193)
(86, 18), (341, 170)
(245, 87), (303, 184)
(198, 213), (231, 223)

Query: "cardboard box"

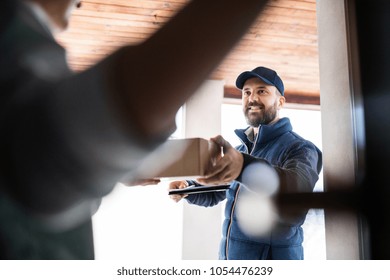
(135, 138), (211, 179)
(156, 137), (210, 178)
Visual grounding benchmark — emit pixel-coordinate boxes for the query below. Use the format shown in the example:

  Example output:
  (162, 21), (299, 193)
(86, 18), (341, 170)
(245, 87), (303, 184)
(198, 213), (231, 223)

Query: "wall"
(316, 0), (361, 259)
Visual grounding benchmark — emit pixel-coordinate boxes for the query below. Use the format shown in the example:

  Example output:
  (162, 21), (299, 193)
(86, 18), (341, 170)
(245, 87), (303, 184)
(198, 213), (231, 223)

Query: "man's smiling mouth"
(248, 106), (263, 112)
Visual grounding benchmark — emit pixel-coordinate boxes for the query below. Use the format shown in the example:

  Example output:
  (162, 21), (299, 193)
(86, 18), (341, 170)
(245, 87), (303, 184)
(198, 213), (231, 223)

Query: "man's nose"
(249, 92), (259, 102)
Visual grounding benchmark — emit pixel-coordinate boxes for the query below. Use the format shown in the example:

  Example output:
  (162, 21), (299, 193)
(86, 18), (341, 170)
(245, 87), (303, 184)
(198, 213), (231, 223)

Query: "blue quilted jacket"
(186, 117), (322, 259)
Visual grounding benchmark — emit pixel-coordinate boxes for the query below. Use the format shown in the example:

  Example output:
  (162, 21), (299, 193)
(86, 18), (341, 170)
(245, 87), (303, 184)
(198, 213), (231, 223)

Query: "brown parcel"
(135, 138), (211, 179)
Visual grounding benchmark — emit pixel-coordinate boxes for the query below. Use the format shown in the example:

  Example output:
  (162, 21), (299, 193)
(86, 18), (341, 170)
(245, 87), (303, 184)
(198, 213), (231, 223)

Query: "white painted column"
(181, 80), (225, 260)
(317, 0), (361, 259)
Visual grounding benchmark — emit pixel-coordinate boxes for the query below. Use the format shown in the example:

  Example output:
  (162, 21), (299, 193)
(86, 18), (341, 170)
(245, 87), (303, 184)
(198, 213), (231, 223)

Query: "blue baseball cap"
(235, 66), (284, 96)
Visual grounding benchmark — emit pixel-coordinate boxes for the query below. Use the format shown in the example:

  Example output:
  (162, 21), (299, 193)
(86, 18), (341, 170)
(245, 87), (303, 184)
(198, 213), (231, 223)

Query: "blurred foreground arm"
(106, 0), (271, 141)
(0, 0), (269, 221)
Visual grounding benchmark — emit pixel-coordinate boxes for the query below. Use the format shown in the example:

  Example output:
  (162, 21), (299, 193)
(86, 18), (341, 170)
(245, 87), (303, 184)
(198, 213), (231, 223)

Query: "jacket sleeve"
(236, 142), (322, 194)
(184, 180), (227, 207)
(276, 141), (322, 193)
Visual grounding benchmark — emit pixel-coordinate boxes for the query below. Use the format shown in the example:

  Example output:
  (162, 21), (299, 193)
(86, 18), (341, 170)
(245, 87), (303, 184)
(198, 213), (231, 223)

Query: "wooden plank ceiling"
(56, 0), (320, 105)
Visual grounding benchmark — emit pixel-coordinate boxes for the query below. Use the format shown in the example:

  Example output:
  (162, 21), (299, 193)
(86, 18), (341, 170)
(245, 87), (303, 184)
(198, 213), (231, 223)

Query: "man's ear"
(277, 95), (286, 109)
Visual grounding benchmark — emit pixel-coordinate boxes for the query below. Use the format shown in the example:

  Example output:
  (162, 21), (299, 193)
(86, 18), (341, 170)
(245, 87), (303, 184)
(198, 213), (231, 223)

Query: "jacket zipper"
(225, 183), (241, 259)
(225, 130), (259, 259)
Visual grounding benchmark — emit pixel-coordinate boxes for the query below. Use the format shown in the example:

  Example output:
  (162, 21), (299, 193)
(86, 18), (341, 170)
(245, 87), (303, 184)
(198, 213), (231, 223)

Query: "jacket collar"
(235, 117), (292, 146)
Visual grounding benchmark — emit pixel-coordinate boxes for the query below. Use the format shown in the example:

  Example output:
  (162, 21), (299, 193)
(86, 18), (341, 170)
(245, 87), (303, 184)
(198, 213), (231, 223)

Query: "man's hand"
(197, 135), (244, 185)
(168, 180), (189, 202)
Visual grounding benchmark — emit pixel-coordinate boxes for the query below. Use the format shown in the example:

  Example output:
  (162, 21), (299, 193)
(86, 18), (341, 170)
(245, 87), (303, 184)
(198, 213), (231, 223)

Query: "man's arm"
(235, 146), (321, 195)
(0, 0), (270, 220)
(105, 0), (271, 142)
(273, 142), (322, 193)
(198, 136), (321, 194)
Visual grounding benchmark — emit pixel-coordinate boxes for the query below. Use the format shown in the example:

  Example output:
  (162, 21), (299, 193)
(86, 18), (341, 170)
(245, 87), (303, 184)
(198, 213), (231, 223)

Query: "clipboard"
(168, 184), (230, 195)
